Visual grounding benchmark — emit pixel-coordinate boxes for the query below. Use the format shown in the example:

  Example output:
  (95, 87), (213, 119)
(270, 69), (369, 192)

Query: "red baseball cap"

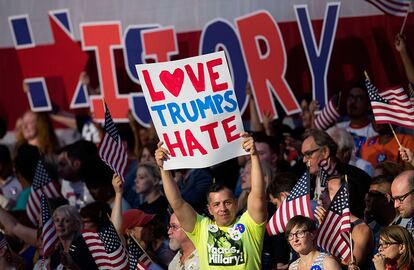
(122, 209), (155, 233)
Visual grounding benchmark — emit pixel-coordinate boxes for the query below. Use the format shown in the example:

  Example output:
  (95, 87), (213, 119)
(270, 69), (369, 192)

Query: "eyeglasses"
(301, 147), (321, 159)
(287, 230), (308, 241)
(377, 242), (399, 249)
(167, 224), (181, 231)
(390, 189), (414, 203)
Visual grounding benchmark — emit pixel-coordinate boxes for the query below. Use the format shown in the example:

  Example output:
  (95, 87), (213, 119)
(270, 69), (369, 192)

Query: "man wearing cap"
(156, 132), (267, 269)
(168, 213), (199, 270)
(122, 209), (175, 268)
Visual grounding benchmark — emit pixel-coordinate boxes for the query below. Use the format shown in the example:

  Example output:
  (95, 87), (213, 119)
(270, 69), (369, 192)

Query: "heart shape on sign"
(159, 68), (185, 97)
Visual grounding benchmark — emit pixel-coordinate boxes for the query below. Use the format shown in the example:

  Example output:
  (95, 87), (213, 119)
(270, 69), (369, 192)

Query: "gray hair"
(326, 126), (354, 152)
(53, 205), (81, 233)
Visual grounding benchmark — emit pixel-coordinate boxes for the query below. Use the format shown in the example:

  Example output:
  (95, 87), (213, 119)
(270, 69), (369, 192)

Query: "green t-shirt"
(185, 211), (265, 270)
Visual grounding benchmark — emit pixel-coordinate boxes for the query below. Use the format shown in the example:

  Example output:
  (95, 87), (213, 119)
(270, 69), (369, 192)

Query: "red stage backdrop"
(0, 0), (413, 130)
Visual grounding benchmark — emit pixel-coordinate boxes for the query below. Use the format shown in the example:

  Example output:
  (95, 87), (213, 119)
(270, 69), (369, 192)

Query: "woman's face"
(135, 167), (157, 195)
(287, 225), (314, 254)
(241, 162), (252, 191)
(22, 111), (38, 141)
(140, 147), (155, 163)
(378, 237), (403, 261)
(81, 217), (97, 231)
(53, 211), (78, 239)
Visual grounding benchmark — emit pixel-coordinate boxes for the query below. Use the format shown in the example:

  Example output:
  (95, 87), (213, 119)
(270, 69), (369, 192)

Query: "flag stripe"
(267, 172), (313, 235)
(314, 98), (340, 130)
(316, 182), (351, 261)
(82, 225), (129, 270)
(366, 0), (411, 16)
(366, 79), (414, 129)
(27, 160), (61, 226)
(98, 103), (127, 182)
(41, 194), (59, 257)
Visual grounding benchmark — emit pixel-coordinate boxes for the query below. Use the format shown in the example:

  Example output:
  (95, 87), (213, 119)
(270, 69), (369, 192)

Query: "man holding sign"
(136, 52), (267, 268)
(155, 132), (267, 269)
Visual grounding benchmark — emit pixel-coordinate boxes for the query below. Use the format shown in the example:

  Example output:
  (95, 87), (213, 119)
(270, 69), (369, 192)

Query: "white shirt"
(61, 179), (94, 209)
(168, 249), (199, 270)
(337, 121), (377, 156)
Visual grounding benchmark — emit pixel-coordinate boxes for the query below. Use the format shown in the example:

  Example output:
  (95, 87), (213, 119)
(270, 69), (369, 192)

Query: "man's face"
(269, 193), (286, 209)
(391, 176), (414, 218)
(346, 87), (369, 118)
(168, 214), (187, 251)
(207, 188), (238, 227)
(301, 136), (325, 175)
(57, 152), (79, 181)
(255, 142), (277, 167)
(372, 122), (391, 135)
(365, 183), (392, 218)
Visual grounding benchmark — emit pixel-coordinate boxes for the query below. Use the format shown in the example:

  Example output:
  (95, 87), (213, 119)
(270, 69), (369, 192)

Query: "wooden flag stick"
(388, 123), (402, 148)
(364, 71), (370, 80)
(101, 98), (106, 110)
(349, 230), (354, 264)
(345, 175), (354, 264)
(130, 234), (155, 264)
(400, 3), (411, 35)
(337, 91), (342, 110)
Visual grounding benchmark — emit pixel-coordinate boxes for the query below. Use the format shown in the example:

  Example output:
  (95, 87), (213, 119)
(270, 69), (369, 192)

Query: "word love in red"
(142, 57), (228, 102)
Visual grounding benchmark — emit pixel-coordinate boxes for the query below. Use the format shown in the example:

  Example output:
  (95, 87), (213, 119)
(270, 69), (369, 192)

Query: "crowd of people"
(0, 34), (413, 270)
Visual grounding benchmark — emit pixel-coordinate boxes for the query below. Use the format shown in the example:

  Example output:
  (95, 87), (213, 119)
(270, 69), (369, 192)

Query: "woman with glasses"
(372, 225), (414, 270)
(285, 215), (341, 270)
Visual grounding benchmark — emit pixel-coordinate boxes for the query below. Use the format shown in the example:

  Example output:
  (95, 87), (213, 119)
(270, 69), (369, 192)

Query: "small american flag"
(267, 171), (314, 235)
(26, 159), (61, 226)
(366, 78), (414, 129)
(82, 222), (129, 270)
(316, 182), (351, 261)
(127, 237), (152, 270)
(0, 233), (8, 250)
(98, 103), (127, 181)
(40, 193), (59, 257)
(318, 159), (338, 188)
(365, 0), (412, 17)
(408, 83), (414, 106)
(314, 98), (340, 130)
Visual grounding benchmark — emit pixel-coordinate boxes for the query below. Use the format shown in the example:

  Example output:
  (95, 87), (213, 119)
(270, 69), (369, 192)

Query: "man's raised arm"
(243, 132), (267, 224)
(155, 141), (197, 232)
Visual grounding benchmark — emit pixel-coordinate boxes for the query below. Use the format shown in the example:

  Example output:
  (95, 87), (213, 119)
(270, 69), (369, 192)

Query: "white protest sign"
(135, 51), (246, 170)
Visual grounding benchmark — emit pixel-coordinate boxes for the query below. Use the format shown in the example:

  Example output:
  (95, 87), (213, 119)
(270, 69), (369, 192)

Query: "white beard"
(169, 238), (180, 251)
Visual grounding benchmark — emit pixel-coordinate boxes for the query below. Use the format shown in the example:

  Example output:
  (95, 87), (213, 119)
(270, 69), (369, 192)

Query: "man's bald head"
(391, 170), (414, 218)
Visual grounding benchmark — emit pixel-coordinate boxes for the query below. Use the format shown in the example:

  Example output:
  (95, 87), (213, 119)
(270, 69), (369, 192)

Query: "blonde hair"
(35, 112), (59, 154)
(16, 111), (59, 155)
(138, 161), (161, 183)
